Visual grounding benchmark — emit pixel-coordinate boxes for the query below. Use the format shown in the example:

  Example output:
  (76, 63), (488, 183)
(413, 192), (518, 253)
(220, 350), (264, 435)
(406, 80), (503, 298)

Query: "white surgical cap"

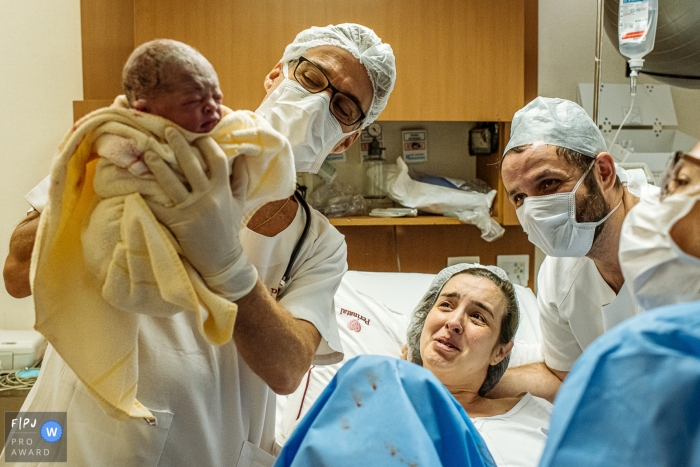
(503, 97), (607, 159)
(281, 23), (396, 129)
(405, 263), (517, 396)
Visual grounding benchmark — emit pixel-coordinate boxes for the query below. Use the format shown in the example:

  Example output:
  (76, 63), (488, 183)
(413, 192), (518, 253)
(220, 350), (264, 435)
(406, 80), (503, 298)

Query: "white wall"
(0, 0), (83, 329)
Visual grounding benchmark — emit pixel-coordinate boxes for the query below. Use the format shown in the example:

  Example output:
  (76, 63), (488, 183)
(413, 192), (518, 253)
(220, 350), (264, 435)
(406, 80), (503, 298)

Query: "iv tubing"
(609, 93), (636, 160)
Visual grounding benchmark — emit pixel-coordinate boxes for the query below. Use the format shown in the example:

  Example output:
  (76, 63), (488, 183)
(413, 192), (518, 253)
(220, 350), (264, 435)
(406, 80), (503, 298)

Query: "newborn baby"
(31, 38), (296, 420)
(95, 39), (223, 177)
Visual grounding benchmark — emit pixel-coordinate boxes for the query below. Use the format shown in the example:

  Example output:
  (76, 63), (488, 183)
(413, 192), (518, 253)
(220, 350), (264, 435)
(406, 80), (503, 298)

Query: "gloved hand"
(144, 127), (257, 301)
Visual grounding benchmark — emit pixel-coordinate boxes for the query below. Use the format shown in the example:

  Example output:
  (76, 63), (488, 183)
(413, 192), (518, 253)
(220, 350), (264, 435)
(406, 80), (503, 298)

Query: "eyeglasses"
(660, 150), (700, 199)
(293, 56), (366, 128)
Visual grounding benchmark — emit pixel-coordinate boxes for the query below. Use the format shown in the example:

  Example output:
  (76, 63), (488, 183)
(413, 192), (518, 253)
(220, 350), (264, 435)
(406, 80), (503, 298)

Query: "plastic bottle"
(618, 0), (658, 93)
(363, 136), (387, 199)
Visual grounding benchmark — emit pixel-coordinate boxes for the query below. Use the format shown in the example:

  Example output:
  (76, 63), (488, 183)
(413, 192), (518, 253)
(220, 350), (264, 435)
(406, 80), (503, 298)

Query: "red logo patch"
(347, 319), (361, 332)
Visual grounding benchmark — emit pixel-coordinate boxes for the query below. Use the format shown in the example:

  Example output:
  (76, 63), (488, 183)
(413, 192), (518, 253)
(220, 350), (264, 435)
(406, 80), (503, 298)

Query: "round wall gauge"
(367, 122), (382, 137)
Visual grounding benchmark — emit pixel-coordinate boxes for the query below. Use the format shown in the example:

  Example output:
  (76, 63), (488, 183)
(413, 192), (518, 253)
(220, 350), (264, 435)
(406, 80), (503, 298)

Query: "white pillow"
(275, 270), (543, 448)
(509, 283), (544, 367)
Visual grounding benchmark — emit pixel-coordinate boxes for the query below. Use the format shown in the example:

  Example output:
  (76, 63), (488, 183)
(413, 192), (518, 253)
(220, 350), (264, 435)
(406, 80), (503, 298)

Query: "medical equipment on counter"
(609, 0), (658, 150)
(363, 122), (387, 199)
(0, 330), (46, 371)
(307, 181), (369, 217)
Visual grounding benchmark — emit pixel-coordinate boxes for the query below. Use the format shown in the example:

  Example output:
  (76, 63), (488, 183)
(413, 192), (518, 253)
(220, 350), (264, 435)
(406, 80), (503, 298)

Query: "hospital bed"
(275, 270), (544, 449)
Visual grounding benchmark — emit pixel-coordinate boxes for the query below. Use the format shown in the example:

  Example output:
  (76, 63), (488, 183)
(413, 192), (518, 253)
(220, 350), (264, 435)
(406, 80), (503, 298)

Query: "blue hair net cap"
(281, 23), (396, 129)
(502, 97), (607, 159)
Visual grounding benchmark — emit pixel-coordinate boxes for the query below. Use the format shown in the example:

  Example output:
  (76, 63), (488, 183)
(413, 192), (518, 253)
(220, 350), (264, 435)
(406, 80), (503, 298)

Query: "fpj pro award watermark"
(4, 412), (67, 462)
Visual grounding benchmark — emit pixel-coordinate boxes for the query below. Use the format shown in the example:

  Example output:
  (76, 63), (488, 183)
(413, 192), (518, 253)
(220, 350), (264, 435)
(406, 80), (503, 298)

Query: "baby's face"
(146, 65), (223, 133)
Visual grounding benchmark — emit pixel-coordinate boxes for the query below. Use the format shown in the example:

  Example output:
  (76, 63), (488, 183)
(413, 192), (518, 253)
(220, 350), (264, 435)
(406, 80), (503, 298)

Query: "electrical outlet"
(447, 256), (481, 267)
(496, 254), (530, 287)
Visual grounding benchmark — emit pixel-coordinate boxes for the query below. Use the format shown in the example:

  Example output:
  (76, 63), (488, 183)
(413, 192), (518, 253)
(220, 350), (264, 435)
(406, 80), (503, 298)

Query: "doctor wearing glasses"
(5, 24), (396, 466)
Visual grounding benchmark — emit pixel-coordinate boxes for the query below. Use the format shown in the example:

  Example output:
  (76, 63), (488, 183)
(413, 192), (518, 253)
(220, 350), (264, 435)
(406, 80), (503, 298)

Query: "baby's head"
(123, 39), (223, 133)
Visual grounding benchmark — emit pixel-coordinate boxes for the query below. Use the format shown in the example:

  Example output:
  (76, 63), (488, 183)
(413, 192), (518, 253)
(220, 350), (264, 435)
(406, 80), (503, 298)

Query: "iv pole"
(593, 0), (605, 125)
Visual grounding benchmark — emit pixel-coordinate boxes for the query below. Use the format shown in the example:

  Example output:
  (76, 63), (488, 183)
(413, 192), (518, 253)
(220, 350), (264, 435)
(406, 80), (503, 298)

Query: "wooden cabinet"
(78, 0), (537, 122)
(334, 222), (535, 289)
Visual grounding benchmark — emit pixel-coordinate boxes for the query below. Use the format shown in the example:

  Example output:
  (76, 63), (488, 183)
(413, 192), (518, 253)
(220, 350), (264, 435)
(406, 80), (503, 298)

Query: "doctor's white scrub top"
(6, 191), (346, 467)
(535, 168), (656, 372)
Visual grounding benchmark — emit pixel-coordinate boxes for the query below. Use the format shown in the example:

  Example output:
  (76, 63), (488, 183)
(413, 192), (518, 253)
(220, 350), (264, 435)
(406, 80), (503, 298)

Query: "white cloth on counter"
(471, 393), (552, 467)
(8, 197), (346, 467)
(379, 158), (504, 241)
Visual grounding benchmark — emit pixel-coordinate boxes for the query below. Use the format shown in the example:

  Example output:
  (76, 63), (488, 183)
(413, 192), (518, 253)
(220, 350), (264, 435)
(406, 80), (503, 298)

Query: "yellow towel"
(30, 97), (296, 420)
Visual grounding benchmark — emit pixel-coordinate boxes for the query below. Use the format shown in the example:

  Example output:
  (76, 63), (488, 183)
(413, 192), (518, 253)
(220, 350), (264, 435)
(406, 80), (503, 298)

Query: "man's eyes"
(332, 102), (353, 119)
(541, 179), (559, 190)
(512, 179), (562, 206)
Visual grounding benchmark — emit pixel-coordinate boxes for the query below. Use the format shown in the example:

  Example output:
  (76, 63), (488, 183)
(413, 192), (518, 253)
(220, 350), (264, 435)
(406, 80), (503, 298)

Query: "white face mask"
(255, 63), (355, 174)
(619, 193), (700, 310)
(516, 162), (622, 257)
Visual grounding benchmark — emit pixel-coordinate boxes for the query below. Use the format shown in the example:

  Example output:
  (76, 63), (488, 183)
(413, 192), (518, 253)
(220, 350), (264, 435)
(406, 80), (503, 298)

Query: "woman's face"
(419, 274), (511, 389)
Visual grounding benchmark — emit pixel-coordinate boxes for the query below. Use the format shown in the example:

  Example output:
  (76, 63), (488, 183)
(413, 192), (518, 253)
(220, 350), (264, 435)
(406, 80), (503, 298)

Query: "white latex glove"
(144, 127), (257, 301)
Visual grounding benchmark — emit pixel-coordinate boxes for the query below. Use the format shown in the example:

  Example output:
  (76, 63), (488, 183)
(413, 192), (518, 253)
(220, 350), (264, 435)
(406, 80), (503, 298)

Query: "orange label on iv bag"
(622, 30), (645, 40)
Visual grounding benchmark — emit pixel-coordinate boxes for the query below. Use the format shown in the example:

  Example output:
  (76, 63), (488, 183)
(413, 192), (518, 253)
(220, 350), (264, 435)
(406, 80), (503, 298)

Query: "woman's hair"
(406, 265), (519, 396)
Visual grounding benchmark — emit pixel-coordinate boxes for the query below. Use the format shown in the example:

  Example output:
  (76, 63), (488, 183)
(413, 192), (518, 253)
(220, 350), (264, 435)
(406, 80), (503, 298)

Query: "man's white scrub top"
(536, 168), (657, 372)
(10, 184), (346, 467)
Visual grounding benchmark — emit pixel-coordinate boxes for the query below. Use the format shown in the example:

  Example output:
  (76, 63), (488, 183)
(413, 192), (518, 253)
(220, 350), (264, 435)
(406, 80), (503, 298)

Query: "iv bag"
(619, 0), (658, 62)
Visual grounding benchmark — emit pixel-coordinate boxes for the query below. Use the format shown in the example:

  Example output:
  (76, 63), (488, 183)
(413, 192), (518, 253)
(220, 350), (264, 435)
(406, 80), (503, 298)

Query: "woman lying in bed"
(405, 263), (551, 466)
(275, 264), (551, 467)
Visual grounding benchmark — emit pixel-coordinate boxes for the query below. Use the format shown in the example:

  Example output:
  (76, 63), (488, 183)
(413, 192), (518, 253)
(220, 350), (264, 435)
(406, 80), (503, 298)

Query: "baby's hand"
(400, 344), (408, 361)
